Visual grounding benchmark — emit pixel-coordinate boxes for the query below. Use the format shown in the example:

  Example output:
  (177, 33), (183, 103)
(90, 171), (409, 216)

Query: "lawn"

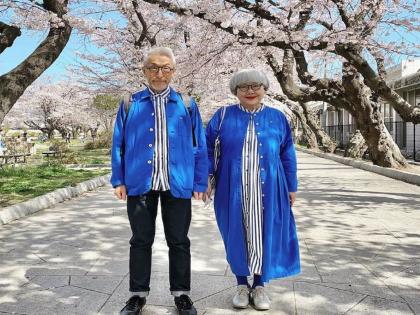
(27, 140), (111, 165)
(0, 164), (110, 207)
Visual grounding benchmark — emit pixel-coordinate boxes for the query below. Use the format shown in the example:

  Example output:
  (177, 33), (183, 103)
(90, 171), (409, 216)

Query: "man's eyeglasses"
(145, 66), (174, 74)
(237, 83), (263, 92)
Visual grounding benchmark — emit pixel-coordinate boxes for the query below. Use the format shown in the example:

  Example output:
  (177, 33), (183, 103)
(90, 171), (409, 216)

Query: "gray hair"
(144, 47), (176, 66)
(229, 69), (269, 94)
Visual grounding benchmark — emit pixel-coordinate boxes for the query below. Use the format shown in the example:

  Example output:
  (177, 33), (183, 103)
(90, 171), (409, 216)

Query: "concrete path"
(1, 152), (419, 314)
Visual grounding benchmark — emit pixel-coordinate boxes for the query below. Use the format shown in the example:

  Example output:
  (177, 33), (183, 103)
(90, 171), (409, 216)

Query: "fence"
(324, 121), (420, 161)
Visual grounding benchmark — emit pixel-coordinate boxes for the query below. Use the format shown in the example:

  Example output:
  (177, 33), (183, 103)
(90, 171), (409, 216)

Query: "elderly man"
(111, 47), (207, 315)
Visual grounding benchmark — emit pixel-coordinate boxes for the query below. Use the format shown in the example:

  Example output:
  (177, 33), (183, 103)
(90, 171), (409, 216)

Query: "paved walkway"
(1, 152), (419, 314)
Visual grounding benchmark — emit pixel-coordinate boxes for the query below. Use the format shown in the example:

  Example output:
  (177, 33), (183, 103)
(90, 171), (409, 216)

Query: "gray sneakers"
(250, 286), (271, 310)
(232, 285), (249, 309)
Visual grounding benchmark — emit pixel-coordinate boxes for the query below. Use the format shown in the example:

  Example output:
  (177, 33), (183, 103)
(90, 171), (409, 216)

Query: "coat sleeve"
(190, 98), (208, 192)
(205, 108), (222, 177)
(280, 113), (298, 192)
(110, 102), (126, 188)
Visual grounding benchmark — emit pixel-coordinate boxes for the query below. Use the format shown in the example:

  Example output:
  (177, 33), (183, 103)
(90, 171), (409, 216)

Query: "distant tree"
(92, 94), (120, 131)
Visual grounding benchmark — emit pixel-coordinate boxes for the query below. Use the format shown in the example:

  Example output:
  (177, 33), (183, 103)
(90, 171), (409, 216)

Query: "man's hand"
(114, 185), (127, 200)
(289, 192), (296, 207)
(202, 176), (213, 202)
(193, 192), (204, 200)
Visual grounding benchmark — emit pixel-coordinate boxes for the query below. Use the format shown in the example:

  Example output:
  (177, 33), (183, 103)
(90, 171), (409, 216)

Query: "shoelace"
(126, 296), (140, 310)
(253, 287), (268, 300)
(237, 287), (249, 297)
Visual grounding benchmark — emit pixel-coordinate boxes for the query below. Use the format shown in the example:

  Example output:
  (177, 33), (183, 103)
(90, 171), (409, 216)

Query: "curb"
(296, 147), (420, 186)
(0, 174), (111, 225)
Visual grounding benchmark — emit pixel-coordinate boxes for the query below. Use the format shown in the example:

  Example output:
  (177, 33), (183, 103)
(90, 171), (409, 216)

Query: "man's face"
(143, 54), (175, 93)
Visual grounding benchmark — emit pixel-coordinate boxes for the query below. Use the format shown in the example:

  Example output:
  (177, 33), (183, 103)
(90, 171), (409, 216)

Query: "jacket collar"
(134, 86), (179, 102)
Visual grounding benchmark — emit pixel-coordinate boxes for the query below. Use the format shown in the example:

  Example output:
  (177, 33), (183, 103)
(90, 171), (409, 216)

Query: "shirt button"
(150, 128), (154, 132)
(257, 132), (260, 135)
(262, 181), (265, 184)
(262, 194), (265, 197)
(147, 160), (152, 164)
(259, 143), (262, 146)
(261, 168), (265, 171)
(151, 113), (155, 116)
(256, 122), (259, 125)
(149, 144), (152, 147)
(260, 155), (263, 158)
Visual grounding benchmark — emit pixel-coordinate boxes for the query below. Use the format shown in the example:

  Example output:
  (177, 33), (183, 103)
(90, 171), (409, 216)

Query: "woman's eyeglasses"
(237, 83), (263, 92)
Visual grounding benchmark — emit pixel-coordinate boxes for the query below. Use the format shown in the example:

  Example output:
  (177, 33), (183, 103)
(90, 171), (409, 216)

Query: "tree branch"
(0, 21), (21, 54)
(0, 0), (72, 124)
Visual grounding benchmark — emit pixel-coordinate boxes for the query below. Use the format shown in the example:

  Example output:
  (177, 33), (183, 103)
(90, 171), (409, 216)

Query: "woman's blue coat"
(206, 105), (300, 282)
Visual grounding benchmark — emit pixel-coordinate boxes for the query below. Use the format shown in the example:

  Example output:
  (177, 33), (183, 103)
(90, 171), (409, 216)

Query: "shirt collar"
(137, 86), (179, 102)
(148, 86), (170, 99)
(237, 103), (265, 114)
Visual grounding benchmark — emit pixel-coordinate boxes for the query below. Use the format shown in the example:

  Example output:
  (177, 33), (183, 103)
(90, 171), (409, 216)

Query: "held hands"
(289, 192), (296, 207)
(114, 185), (127, 200)
(193, 192), (205, 200)
(202, 176), (213, 203)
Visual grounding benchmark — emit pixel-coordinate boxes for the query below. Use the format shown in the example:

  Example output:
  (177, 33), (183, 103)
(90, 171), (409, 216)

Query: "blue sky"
(0, 28), (102, 78)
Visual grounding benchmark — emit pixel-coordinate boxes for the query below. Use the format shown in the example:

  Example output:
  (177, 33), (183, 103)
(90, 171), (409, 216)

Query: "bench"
(0, 153), (31, 168)
(42, 151), (59, 158)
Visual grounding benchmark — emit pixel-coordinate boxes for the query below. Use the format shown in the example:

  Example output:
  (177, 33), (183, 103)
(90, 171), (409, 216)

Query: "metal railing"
(324, 121), (420, 161)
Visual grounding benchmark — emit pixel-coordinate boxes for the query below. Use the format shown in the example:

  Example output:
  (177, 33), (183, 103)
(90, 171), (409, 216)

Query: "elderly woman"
(205, 69), (300, 311)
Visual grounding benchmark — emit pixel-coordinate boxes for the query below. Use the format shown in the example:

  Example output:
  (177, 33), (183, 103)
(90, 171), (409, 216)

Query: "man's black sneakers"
(120, 295), (146, 315)
(174, 294), (197, 315)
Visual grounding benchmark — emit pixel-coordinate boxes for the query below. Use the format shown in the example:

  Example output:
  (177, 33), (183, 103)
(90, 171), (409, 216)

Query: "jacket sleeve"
(205, 108), (222, 177)
(190, 98), (208, 192)
(280, 113), (298, 192)
(110, 102), (126, 188)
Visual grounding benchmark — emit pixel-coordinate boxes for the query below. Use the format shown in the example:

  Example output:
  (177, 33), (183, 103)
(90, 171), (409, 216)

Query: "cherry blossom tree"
(138, 0), (418, 167)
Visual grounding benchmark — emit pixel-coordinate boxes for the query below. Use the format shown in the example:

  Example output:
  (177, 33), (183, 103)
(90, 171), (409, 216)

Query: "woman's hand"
(289, 192), (296, 207)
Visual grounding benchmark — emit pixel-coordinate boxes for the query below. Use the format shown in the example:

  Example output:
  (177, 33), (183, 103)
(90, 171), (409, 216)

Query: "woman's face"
(235, 82), (266, 109)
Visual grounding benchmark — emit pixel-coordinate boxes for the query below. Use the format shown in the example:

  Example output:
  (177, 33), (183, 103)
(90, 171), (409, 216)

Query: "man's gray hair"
(144, 47), (176, 66)
(229, 69), (269, 94)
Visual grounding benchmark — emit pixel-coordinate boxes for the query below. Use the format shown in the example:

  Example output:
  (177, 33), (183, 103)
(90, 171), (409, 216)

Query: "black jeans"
(127, 190), (192, 294)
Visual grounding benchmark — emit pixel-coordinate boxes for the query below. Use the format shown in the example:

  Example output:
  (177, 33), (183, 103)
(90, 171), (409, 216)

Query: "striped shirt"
(239, 103), (265, 275)
(150, 87), (171, 191)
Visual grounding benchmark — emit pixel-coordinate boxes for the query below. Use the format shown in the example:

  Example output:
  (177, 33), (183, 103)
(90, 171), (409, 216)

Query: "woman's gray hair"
(229, 69), (269, 94)
(144, 47), (176, 66)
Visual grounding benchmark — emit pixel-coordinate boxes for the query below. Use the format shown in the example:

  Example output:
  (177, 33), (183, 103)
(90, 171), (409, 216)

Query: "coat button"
(148, 144), (152, 147)
(147, 160), (152, 164)
(150, 128), (154, 132)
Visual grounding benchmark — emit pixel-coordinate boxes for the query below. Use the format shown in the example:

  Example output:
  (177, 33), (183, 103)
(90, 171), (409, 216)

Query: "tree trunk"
(291, 106), (318, 149)
(342, 63), (407, 168)
(0, 22), (21, 54)
(0, 0), (72, 125)
(344, 130), (368, 158)
(301, 103), (337, 152)
(273, 94), (318, 149)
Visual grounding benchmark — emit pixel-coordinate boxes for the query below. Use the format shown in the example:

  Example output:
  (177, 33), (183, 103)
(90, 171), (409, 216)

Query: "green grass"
(0, 164), (109, 207)
(74, 147), (111, 164)
(26, 141), (111, 165)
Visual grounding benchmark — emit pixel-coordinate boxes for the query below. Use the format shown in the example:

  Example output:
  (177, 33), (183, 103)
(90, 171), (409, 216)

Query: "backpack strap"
(181, 94), (191, 110)
(119, 92), (132, 157)
(178, 92), (197, 147)
(121, 93), (132, 115)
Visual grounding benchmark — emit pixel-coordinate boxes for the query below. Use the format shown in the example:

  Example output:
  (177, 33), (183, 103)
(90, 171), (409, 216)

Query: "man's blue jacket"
(111, 87), (208, 198)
